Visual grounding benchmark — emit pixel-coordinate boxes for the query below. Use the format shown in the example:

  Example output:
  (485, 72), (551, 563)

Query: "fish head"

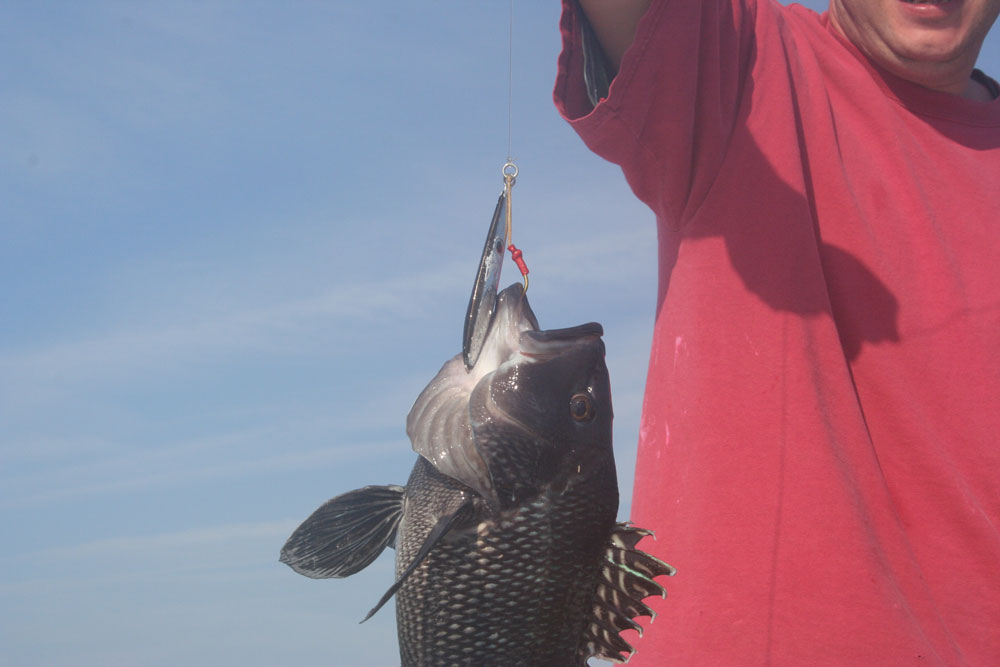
(407, 284), (614, 511)
(471, 289), (613, 508)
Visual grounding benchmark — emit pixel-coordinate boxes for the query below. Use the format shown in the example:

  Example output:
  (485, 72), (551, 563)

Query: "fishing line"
(502, 0), (529, 292)
(506, 0), (514, 164)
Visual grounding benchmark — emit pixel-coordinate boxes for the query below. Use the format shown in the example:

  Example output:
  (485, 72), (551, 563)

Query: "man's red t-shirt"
(556, 0), (1000, 664)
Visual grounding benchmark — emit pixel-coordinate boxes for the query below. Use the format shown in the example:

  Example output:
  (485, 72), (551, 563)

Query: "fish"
(280, 196), (674, 665)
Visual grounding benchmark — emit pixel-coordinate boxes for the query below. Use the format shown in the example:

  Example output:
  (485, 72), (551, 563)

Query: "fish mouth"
(481, 287), (602, 366)
(523, 322), (603, 342)
(520, 323), (603, 360)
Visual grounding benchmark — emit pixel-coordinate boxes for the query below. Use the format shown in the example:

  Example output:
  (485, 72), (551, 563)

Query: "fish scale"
(395, 456), (616, 666)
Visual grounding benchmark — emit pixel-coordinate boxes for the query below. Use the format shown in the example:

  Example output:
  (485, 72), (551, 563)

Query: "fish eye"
(570, 393), (595, 422)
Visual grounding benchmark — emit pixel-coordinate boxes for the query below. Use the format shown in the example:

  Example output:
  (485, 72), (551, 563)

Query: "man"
(555, 0), (1000, 664)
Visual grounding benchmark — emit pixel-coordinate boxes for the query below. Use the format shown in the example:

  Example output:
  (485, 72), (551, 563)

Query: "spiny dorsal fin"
(361, 499), (474, 623)
(582, 523), (676, 663)
(280, 485), (404, 579)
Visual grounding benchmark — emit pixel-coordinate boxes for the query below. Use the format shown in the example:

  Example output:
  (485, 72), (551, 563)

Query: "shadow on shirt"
(658, 137), (900, 363)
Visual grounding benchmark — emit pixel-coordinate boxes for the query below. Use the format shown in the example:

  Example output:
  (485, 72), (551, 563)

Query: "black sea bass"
(281, 192), (673, 665)
(280, 281), (674, 665)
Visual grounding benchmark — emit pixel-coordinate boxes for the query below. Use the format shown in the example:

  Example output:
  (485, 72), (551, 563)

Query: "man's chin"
(886, 24), (976, 66)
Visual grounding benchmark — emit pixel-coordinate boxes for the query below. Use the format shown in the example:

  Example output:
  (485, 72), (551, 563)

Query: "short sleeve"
(554, 0), (759, 224)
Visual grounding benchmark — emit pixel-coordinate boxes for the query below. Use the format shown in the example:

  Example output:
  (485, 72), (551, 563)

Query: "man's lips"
(898, 0), (961, 20)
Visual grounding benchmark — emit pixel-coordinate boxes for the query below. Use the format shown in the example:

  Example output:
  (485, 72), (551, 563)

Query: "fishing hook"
(502, 161), (529, 293)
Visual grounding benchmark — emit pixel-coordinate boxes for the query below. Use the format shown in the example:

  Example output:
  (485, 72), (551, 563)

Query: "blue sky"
(3, 2), (999, 665)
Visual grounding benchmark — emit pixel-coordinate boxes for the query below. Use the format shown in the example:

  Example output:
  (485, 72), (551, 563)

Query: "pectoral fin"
(279, 485), (405, 579)
(361, 499), (474, 623)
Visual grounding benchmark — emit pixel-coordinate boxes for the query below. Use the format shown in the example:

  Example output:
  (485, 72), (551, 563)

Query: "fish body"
(281, 285), (673, 665)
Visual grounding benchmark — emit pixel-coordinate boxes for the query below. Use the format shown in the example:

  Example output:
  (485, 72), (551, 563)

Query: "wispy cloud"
(0, 426), (402, 510)
(0, 220), (653, 385)
(34, 518), (297, 563)
(0, 518), (306, 597)
(0, 258), (461, 383)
